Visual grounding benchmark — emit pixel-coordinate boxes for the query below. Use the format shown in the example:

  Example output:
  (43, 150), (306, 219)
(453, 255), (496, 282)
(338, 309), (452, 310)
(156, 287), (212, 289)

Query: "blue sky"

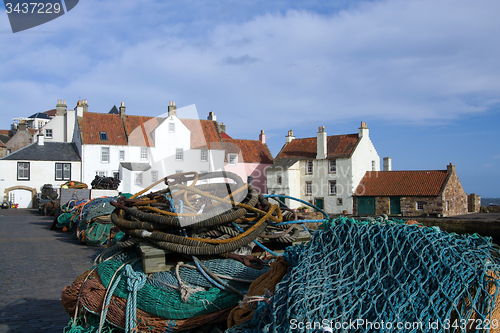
(0, 0), (499, 197)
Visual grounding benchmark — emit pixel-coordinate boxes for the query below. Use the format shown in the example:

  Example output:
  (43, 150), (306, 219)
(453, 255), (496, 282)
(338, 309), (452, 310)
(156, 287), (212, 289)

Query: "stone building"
(353, 163), (468, 217)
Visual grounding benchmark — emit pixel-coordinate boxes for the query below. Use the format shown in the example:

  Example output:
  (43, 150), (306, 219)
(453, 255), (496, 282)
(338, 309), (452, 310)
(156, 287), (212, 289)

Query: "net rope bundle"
(228, 218), (500, 333)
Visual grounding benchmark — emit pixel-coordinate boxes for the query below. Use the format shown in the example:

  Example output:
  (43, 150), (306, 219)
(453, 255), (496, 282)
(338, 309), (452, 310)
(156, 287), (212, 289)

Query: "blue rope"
(124, 265), (147, 333)
(231, 222), (279, 257)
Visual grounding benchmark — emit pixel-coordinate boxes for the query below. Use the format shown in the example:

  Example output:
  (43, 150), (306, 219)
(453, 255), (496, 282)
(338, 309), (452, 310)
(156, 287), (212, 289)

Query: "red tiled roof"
(276, 134), (359, 159)
(28, 129), (38, 135)
(0, 130), (10, 136)
(354, 170), (449, 196)
(78, 113), (128, 145)
(44, 109), (57, 117)
(124, 115), (162, 147)
(220, 132), (232, 139)
(181, 119), (222, 149)
(223, 139), (273, 164)
(0, 141), (5, 148)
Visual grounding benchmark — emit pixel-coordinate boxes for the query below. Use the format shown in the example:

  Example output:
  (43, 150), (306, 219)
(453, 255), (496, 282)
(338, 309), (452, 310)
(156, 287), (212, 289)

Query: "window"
(305, 181), (312, 195)
(45, 129), (53, 138)
(337, 198), (343, 206)
(55, 163), (71, 180)
(96, 171), (106, 177)
(229, 154), (237, 165)
(101, 147), (109, 163)
(7, 149), (11, 155)
(329, 180), (337, 195)
(17, 162), (30, 180)
(277, 175), (282, 185)
(372, 160), (376, 171)
(417, 201), (425, 210)
(113, 171), (120, 180)
(140, 147), (148, 160)
(119, 150), (125, 161)
(100, 132), (108, 141)
(169, 123), (175, 133)
(135, 173), (142, 185)
(175, 170), (183, 174)
(329, 160), (336, 173)
(306, 161), (313, 174)
(201, 149), (208, 161)
(151, 170), (158, 182)
(176, 148), (183, 161)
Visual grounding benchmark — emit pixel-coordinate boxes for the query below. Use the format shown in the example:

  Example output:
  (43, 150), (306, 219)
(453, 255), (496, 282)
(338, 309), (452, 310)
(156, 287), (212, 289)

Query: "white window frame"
(372, 160), (376, 171)
(201, 149), (208, 162)
(17, 162), (30, 180)
(416, 201), (424, 211)
(140, 147), (148, 160)
(169, 122), (175, 133)
(329, 159), (336, 173)
(101, 147), (110, 163)
(176, 148), (184, 161)
(119, 150), (125, 161)
(151, 170), (158, 183)
(175, 170), (183, 174)
(135, 173), (142, 185)
(228, 153), (238, 165)
(100, 132), (108, 141)
(96, 171), (107, 177)
(305, 181), (312, 195)
(329, 180), (337, 195)
(45, 129), (53, 138)
(306, 161), (313, 174)
(55, 163), (71, 181)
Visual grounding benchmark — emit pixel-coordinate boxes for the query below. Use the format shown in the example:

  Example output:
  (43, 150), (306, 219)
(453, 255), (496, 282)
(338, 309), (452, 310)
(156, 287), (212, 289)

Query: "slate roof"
(109, 105), (119, 114)
(181, 119), (223, 149)
(28, 112), (51, 119)
(120, 162), (151, 171)
(1, 142), (81, 161)
(276, 134), (359, 160)
(222, 138), (273, 164)
(78, 113), (128, 145)
(354, 170), (449, 197)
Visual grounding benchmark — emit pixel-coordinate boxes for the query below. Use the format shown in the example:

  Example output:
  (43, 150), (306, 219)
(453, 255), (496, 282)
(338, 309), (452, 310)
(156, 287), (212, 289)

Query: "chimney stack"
(383, 157), (392, 171)
(56, 100), (67, 116)
(207, 111), (217, 121)
(168, 101), (177, 117)
(18, 120), (27, 132)
(316, 126), (327, 159)
(359, 121), (369, 138)
(218, 122), (226, 133)
(37, 134), (44, 146)
(119, 102), (126, 119)
(82, 99), (88, 113)
(75, 100), (84, 117)
(447, 163), (455, 174)
(286, 129), (295, 143)
(259, 130), (266, 144)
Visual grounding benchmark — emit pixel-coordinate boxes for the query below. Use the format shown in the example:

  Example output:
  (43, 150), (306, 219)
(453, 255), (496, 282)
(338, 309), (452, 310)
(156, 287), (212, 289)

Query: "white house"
(0, 135), (81, 208)
(266, 122), (380, 214)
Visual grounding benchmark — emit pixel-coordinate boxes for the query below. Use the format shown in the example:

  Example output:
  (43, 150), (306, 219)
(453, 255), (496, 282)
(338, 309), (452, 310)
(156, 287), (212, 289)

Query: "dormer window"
(100, 132), (108, 141)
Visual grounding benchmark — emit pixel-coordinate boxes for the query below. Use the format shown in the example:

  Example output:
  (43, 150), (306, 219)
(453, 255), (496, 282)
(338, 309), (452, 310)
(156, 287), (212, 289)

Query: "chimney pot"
(383, 157), (392, 171)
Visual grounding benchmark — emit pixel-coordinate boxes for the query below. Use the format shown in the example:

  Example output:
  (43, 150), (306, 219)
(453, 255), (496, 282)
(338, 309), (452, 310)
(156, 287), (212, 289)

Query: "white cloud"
(1, 0), (500, 137)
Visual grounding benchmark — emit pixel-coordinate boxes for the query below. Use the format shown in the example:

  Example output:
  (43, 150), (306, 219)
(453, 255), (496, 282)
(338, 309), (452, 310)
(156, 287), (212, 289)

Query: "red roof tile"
(276, 134), (359, 159)
(354, 170), (449, 196)
(181, 119), (222, 149)
(44, 109), (57, 117)
(124, 115), (162, 147)
(0, 130), (10, 136)
(78, 113), (128, 145)
(222, 139), (273, 164)
(220, 132), (232, 139)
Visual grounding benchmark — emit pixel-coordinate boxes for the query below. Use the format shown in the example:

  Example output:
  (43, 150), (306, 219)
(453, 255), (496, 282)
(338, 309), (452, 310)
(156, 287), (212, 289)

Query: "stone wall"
(400, 196), (443, 216)
(468, 193), (481, 213)
(442, 171), (468, 216)
(375, 197), (390, 215)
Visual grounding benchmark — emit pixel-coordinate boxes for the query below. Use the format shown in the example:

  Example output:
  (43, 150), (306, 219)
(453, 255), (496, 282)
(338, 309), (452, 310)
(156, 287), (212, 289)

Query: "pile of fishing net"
(61, 171), (317, 332)
(55, 196), (132, 246)
(41, 183), (58, 200)
(226, 217), (500, 333)
(92, 175), (121, 190)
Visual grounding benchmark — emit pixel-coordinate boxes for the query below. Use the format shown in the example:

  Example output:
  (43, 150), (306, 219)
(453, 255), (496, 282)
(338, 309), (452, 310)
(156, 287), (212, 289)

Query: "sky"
(0, 0), (499, 197)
